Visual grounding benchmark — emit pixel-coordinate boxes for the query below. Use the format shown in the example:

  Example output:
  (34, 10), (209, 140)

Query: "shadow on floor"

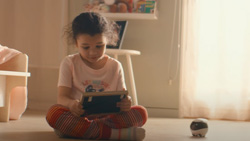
(1, 131), (108, 141)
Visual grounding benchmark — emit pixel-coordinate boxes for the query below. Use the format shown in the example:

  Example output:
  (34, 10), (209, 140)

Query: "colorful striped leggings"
(46, 104), (148, 139)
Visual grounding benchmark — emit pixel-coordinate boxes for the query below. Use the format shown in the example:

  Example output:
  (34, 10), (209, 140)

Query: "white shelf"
(0, 70), (30, 77)
(100, 12), (158, 20)
(106, 49), (141, 55)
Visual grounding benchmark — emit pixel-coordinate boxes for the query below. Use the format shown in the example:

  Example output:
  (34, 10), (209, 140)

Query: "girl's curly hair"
(65, 12), (120, 46)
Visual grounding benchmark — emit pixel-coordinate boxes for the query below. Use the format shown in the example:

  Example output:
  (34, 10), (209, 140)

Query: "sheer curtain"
(179, 0), (250, 121)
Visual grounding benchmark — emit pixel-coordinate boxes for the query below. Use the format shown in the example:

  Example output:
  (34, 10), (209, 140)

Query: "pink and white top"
(58, 53), (126, 100)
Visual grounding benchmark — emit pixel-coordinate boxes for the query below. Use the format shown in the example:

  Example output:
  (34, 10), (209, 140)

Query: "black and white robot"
(190, 118), (208, 137)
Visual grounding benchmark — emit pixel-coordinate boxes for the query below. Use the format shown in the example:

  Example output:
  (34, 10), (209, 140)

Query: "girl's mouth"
(90, 57), (98, 60)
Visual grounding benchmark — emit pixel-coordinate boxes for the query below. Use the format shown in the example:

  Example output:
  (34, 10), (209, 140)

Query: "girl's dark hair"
(65, 12), (119, 46)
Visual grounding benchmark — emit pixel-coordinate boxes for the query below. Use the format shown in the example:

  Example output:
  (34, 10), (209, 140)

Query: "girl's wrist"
(68, 99), (78, 109)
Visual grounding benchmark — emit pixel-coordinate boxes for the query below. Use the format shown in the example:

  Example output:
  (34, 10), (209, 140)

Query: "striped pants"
(46, 104), (148, 139)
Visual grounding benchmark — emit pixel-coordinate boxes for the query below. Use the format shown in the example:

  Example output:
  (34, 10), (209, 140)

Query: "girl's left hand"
(117, 95), (132, 112)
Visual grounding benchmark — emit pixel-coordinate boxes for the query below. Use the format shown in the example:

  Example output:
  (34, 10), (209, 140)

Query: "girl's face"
(76, 33), (107, 66)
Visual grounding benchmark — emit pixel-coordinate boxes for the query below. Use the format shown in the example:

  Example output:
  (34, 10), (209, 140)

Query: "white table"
(0, 71), (30, 107)
(106, 49), (141, 105)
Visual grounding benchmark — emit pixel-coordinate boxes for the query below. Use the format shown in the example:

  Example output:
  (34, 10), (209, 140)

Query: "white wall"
(69, 0), (181, 117)
(126, 1), (181, 117)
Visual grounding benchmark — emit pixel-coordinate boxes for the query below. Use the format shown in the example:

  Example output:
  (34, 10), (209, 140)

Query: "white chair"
(106, 49), (141, 105)
(0, 53), (30, 122)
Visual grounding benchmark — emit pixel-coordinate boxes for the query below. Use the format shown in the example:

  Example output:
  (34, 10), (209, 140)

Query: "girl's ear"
(75, 40), (78, 48)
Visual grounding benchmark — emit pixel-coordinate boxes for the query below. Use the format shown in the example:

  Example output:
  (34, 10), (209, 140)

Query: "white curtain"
(180, 0), (250, 121)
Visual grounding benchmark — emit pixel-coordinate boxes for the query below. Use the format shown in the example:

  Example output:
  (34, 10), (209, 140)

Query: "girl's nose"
(89, 48), (98, 55)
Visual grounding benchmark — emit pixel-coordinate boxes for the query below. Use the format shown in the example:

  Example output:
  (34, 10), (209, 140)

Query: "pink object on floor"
(9, 87), (27, 120)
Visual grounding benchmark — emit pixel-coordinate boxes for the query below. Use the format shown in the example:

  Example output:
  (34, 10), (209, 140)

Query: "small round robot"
(190, 118), (208, 137)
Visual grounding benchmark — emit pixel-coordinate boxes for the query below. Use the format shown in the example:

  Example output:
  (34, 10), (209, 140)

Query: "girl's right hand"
(69, 100), (85, 117)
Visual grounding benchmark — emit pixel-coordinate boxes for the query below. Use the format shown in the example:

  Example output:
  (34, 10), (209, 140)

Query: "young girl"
(46, 12), (148, 140)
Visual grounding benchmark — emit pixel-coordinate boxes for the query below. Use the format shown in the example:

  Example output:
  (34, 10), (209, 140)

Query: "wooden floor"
(1, 110), (250, 141)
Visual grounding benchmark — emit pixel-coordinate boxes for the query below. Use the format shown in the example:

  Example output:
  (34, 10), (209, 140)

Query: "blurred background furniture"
(0, 53), (30, 122)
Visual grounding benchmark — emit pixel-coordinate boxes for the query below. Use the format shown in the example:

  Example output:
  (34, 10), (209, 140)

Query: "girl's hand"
(117, 95), (132, 112)
(69, 100), (85, 117)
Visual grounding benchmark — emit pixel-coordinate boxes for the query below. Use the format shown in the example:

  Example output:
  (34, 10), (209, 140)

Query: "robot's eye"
(190, 122), (208, 130)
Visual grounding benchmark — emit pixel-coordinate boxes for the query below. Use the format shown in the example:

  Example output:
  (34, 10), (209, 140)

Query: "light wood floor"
(1, 110), (250, 141)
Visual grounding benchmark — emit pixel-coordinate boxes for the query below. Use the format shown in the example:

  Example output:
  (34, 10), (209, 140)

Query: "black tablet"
(80, 91), (128, 116)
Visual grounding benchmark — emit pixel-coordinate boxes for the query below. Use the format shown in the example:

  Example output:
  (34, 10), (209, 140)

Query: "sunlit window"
(180, 0), (250, 120)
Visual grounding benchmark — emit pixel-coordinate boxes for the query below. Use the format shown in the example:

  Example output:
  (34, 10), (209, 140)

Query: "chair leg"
(0, 96), (10, 122)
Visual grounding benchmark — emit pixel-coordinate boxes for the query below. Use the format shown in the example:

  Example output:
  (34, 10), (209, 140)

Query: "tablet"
(80, 91), (128, 116)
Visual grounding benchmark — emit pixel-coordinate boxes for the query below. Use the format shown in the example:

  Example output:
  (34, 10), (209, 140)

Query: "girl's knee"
(46, 104), (70, 127)
(131, 105), (148, 125)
